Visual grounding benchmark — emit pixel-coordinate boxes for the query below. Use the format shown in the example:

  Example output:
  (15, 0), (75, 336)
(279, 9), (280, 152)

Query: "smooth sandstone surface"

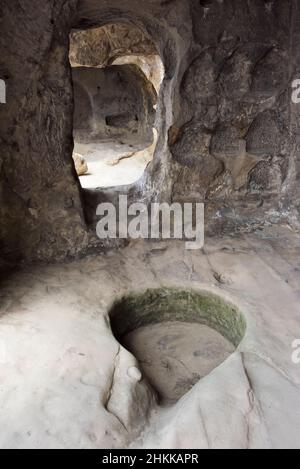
(1, 0), (299, 265)
(0, 226), (299, 449)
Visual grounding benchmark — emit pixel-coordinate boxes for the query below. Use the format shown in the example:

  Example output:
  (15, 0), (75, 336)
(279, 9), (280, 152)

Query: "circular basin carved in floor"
(109, 288), (246, 404)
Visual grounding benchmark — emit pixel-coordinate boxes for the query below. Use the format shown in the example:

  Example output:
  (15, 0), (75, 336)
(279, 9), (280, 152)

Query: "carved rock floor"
(0, 226), (299, 449)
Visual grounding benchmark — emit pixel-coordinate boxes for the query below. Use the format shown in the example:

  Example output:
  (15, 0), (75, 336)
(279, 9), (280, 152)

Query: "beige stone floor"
(0, 225), (299, 449)
(123, 321), (235, 404)
(74, 129), (157, 189)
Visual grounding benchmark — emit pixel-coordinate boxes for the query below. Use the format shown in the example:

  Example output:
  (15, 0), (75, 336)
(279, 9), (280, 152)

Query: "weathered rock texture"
(0, 227), (300, 448)
(73, 64), (156, 146)
(69, 23), (157, 68)
(170, 0), (299, 235)
(0, 0), (299, 265)
(73, 153), (88, 176)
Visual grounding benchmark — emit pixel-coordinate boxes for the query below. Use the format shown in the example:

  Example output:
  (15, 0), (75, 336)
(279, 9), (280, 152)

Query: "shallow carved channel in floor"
(109, 289), (246, 404)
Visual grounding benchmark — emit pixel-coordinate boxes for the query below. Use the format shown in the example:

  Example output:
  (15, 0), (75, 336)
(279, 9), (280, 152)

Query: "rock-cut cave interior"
(0, 0), (300, 451)
(70, 23), (164, 189)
